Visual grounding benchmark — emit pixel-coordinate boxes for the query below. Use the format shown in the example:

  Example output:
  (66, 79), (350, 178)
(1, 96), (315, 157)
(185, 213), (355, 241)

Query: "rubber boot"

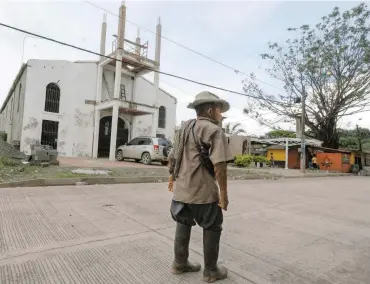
(203, 229), (228, 282)
(171, 223), (201, 274)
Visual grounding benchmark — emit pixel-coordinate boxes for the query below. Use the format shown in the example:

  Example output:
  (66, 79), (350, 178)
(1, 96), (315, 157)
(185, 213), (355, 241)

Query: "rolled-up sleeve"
(209, 129), (234, 165)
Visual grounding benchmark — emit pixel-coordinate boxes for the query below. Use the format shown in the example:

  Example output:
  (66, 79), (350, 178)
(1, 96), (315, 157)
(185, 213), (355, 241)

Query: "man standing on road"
(168, 91), (233, 282)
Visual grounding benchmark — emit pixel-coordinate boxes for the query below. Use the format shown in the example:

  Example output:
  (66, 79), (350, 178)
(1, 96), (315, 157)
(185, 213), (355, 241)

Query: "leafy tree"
(265, 130), (296, 138)
(243, 3), (370, 148)
(224, 122), (246, 135)
(339, 137), (359, 149)
(338, 127), (370, 150)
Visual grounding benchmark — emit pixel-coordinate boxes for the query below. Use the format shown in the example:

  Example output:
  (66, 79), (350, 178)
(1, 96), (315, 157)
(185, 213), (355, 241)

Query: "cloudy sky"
(0, 0), (368, 136)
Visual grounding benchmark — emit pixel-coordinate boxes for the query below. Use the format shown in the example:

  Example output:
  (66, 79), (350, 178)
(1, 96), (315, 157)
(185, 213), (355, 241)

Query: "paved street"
(0, 177), (370, 284)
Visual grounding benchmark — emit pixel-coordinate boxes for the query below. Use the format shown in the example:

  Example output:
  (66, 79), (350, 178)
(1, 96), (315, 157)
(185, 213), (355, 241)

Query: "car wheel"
(116, 150), (124, 161)
(141, 152), (152, 165)
(161, 161), (169, 166)
(163, 146), (173, 157)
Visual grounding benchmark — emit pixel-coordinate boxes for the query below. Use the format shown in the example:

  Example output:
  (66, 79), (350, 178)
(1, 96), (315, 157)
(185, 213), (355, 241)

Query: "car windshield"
(158, 138), (172, 147)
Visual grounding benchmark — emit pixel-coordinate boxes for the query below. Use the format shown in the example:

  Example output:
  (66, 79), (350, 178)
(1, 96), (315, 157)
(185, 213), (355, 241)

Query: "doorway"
(41, 120), (59, 149)
(98, 116), (128, 157)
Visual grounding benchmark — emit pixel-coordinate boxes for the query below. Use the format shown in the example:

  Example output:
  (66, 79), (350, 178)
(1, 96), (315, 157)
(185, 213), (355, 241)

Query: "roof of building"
(268, 145), (285, 150)
(251, 137), (323, 147)
(0, 63), (27, 113)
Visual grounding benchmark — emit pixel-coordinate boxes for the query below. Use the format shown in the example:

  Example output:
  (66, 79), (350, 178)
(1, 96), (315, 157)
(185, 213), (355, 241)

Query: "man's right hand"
(218, 191), (229, 211)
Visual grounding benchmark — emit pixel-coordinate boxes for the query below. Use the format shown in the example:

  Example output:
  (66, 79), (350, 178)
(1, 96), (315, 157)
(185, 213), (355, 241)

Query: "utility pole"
(356, 124), (363, 170)
(300, 86), (306, 173)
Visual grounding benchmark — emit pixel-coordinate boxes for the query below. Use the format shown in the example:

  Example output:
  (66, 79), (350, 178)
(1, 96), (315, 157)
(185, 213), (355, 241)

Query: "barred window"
(45, 83), (60, 113)
(158, 106), (166, 129)
(41, 120), (59, 149)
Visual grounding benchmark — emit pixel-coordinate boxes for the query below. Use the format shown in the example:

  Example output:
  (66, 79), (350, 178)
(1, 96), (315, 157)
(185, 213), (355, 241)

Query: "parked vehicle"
(116, 136), (173, 165)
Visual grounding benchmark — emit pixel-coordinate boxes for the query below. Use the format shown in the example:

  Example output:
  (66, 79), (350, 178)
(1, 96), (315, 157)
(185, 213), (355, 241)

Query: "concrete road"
(0, 177), (369, 284)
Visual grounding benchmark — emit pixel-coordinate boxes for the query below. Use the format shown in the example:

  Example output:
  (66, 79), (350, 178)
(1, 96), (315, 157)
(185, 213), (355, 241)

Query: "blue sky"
(0, 0), (367, 135)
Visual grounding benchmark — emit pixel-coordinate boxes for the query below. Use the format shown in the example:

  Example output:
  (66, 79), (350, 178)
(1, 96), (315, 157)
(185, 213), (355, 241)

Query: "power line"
(84, 0), (285, 92)
(0, 22), (289, 106)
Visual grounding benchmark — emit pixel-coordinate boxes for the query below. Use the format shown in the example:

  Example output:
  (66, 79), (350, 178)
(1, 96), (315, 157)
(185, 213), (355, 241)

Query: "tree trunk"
(316, 120), (339, 149)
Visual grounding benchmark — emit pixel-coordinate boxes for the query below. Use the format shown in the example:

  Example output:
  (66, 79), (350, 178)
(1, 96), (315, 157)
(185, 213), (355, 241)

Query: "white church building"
(0, 3), (177, 160)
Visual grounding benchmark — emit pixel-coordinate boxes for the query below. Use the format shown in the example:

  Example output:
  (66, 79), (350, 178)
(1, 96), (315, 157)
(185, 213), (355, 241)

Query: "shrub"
(253, 155), (271, 165)
(0, 131), (7, 142)
(0, 157), (21, 167)
(234, 155), (271, 167)
(234, 154), (253, 167)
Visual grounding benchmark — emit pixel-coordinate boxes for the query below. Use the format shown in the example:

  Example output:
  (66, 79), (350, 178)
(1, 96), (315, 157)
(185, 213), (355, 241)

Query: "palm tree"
(224, 122), (246, 136)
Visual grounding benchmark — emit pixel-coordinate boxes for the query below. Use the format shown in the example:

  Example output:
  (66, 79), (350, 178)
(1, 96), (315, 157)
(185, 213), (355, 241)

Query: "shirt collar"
(197, 116), (221, 126)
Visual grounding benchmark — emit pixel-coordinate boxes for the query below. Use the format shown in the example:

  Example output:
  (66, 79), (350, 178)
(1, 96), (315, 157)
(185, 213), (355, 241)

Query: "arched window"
(44, 83), (60, 113)
(158, 106), (166, 128)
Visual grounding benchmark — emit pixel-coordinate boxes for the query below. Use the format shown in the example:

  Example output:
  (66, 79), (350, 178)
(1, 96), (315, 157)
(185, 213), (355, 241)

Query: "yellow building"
(266, 145), (286, 161)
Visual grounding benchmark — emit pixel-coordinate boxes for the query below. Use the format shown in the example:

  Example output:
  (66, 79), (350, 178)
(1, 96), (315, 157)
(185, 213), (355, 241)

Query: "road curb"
(0, 173), (357, 188)
(0, 176), (169, 188)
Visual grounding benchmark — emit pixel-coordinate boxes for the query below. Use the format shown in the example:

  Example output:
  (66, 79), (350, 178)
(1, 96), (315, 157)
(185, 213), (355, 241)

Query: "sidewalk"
(0, 177), (369, 283)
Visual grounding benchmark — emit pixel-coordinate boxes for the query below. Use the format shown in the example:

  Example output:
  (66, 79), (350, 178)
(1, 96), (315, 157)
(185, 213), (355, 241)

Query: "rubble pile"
(0, 140), (25, 160)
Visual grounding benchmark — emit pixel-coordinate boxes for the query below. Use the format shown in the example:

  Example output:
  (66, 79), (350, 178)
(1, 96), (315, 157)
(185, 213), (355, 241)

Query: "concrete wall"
(0, 69), (27, 143)
(10, 69), (27, 143)
(100, 73), (176, 141)
(316, 152), (351, 173)
(21, 60), (97, 157)
(131, 77), (177, 141)
(101, 69), (134, 102)
(228, 135), (250, 157)
(2, 60), (177, 157)
(0, 95), (13, 140)
(267, 148), (286, 161)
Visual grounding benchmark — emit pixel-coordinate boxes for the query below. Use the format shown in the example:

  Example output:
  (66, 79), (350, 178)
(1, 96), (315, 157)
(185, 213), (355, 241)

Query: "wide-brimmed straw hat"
(187, 91), (230, 113)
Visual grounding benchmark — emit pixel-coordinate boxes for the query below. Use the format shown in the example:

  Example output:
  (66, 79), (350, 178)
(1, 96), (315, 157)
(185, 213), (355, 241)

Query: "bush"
(0, 131), (7, 142)
(234, 155), (253, 167)
(253, 155), (271, 165)
(0, 157), (21, 167)
(234, 155), (271, 167)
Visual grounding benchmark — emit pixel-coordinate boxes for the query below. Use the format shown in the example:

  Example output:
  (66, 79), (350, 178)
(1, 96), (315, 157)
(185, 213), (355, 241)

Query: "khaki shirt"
(173, 118), (233, 204)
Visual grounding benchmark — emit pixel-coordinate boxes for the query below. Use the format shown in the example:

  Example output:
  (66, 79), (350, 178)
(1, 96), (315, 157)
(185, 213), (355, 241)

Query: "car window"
(158, 138), (172, 147)
(137, 138), (152, 146)
(127, 138), (139, 146)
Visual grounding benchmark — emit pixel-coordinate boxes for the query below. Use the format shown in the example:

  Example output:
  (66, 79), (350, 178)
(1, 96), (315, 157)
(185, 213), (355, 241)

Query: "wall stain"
(58, 141), (66, 148)
(137, 126), (152, 136)
(72, 142), (88, 157)
(23, 117), (39, 131)
(24, 137), (40, 146)
(74, 109), (93, 128)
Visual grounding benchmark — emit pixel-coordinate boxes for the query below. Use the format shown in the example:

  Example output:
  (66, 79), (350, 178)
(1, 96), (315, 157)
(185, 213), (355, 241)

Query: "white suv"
(116, 136), (173, 165)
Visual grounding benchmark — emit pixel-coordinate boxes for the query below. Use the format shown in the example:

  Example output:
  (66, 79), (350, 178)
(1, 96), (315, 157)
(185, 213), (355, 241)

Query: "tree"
(243, 3), (370, 148)
(224, 122), (246, 135)
(265, 130), (296, 138)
